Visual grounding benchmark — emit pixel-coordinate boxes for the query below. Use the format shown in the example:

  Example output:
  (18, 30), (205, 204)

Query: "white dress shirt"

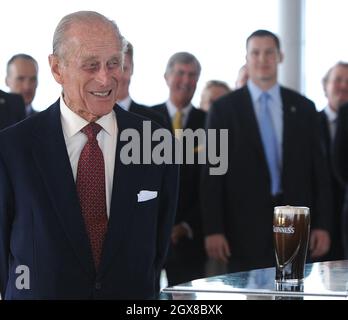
(60, 96), (118, 218)
(117, 96), (132, 111)
(247, 80), (283, 166)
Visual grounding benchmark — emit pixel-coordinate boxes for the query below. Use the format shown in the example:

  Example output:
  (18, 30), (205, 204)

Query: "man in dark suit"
(0, 11), (178, 300)
(0, 90), (26, 129)
(152, 52), (206, 286)
(318, 62), (348, 261)
(333, 102), (348, 259)
(5, 54), (39, 117)
(201, 30), (332, 273)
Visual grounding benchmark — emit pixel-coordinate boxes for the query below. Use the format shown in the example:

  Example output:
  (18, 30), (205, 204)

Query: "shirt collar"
(117, 96), (132, 111)
(60, 94), (115, 138)
(25, 104), (33, 116)
(165, 99), (192, 118)
(324, 105), (338, 122)
(247, 79), (280, 103)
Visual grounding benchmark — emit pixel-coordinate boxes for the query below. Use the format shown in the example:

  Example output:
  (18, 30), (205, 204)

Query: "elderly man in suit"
(0, 90), (25, 129)
(0, 11), (178, 300)
(201, 30), (332, 273)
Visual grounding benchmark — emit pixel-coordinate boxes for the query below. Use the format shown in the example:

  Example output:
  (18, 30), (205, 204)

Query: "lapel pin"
(0, 98), (5, 104)
(290, 106), (296, 113)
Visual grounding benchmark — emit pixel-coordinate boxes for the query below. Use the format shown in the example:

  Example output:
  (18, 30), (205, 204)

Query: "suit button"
(95, 282), (101, 290)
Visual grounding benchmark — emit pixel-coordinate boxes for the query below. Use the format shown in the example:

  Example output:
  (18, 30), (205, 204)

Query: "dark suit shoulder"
(149, 103), (172, 130)
(318, 110), (329, 127)
(130, 101), (149, 109)
(0, 89), (21, 102)
(338, 102), (348, 118)
(318, 109), (326, 117)
(280, 86), (316, 109)
(151, 103), (166, 110)
(129, 101), (167, 128)
(336, 102), (348, 138)
(0, 101), (49, 136)
(189, 106), (206, 119)
(115, 104), (163, 132)
(186, 107), (206, 128)
(211, 87), (247, 116)
(0, 90), (26, 129)
(150, 103), (167, 116)
(2, 90), (25, 108)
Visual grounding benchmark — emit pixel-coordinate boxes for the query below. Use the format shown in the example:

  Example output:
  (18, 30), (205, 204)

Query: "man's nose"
(182, 73), (194, 85)
(95, 66), (110, 85)
(259, 53), (267, 63)
(23, 79), (33, 90)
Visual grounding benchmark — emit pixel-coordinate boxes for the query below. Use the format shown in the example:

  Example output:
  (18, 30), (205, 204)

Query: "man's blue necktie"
(259, 92), (281, 195)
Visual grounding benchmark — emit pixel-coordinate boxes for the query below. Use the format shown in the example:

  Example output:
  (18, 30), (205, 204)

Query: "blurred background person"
(199, 80), (230, 112)
(235, 64), (249, 89)
(0, 89), (25, 129)
(333, 101), (348, 259)
(116, 40), (165, 125)
(202, 29), (332, 274)
(318, 61), (348, 261)
(5, 53), (38, 117)
(152, 52), (207, 286)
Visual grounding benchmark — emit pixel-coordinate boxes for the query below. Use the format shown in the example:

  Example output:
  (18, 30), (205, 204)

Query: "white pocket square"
(137, 190), (158, 202)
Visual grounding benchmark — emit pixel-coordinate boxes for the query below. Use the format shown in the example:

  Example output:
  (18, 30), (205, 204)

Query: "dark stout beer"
(273, 206), (310, 283)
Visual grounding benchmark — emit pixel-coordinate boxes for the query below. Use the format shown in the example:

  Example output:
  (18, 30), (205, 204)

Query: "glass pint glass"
(273, 206), (310, 284)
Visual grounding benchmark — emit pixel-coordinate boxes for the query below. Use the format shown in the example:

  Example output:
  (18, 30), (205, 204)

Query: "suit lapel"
(0, 93), (10, 128)
(31, 101), (95, 278)
(98, 106), (147, 275)
(281, 88), (301, 175)
(185, 107), (200, 130)
(319, 112), (331, 153)
(156, 104), (172, 132)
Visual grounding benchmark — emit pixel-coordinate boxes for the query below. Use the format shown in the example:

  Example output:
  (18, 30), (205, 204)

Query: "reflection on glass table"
(160, 260), (348, 300)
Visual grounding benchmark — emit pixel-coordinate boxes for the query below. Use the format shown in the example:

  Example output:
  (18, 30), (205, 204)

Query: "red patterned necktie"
(76, 122), (108, 270)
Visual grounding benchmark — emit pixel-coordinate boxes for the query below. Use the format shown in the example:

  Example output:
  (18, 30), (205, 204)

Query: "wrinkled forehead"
(63, 22), (123, 61)
(69, 20), (121, 45)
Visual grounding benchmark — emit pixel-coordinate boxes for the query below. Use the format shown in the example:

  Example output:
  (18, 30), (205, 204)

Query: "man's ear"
(279, 51), (284, 63)
(323, 85), (328, 98)
(164, 72), (171, 87)
(49, 54), (63, 85)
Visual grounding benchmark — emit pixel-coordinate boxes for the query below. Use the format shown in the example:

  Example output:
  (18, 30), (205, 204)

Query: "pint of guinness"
(273, 206), (310, 284)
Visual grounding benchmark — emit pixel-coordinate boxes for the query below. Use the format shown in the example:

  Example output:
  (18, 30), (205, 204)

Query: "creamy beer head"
(273, 206), (310, 283)
(274, 206), (309, 216)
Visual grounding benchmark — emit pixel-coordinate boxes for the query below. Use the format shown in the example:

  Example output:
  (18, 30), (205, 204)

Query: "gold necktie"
(172, 111), (183, 138)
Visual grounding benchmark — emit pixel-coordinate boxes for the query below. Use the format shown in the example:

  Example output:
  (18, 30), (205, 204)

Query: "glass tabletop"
(161, 260), (348, 300)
